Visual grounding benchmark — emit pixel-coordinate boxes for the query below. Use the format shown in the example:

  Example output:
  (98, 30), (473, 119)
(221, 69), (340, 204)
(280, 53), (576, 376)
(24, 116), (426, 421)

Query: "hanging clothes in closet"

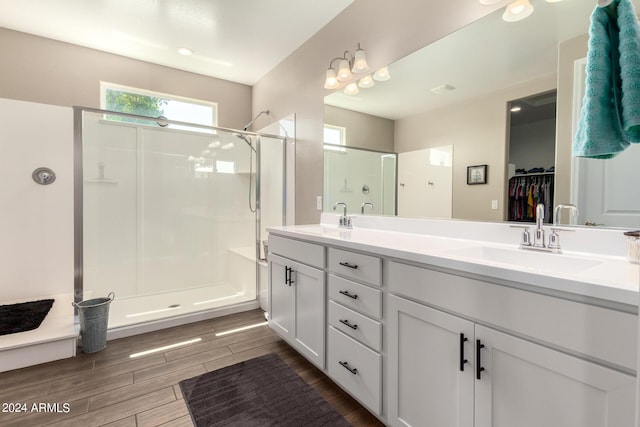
(508, 173), (554, 223)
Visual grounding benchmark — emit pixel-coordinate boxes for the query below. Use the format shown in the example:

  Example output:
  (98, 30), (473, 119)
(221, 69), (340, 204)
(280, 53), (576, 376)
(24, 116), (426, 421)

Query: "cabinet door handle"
(459, 333), (469, 372)
(476, 339), (485, 380)
(285, 267), (294, 286)
(339, 360), (358, 375)
(339, 261), (359, 269)
(339, 319), (358, 330)
(339, 290), (358, 299)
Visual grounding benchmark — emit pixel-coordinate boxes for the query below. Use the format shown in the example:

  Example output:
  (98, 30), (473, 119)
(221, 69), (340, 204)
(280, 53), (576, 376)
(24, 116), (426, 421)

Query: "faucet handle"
(547, 227), (574, 252)
(510, 225), (532, 247)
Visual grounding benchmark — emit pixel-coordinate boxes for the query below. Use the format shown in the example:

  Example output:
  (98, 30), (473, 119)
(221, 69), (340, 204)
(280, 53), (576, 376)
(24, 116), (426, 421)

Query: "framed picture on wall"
(467, 164), (487, 185)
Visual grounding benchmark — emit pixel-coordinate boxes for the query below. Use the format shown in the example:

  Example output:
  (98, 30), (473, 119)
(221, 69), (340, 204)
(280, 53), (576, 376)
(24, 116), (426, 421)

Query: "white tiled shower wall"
(0, 98), (74, 301)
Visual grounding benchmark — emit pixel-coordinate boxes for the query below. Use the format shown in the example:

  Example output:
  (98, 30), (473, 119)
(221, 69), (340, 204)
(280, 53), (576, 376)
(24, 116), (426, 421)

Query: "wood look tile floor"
(0, 309), (384, 427)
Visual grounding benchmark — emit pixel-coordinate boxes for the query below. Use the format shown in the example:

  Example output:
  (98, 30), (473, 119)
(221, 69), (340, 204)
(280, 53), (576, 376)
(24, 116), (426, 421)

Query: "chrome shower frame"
(73, 106), (287, 313)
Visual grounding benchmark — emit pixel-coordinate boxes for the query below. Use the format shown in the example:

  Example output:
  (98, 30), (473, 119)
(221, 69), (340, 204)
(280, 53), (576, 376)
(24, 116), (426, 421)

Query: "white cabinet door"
(388, 295), (474, 427)
(268, 253), (325, 368)
(475, 325), (636, 427)
(293, 259), (325, 368)
(269, 253), (294, 338)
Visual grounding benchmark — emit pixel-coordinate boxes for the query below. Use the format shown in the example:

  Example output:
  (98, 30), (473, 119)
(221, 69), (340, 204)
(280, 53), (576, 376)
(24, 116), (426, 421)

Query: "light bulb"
(344, 83), (359, 95)
(503, 0), (534, 22)
(352, 47), (370, 73)
(337, 59), (353, 81)
(373, 66), (390, 81)
(324, 68), (340, 90)
(358, 75), (375, 88)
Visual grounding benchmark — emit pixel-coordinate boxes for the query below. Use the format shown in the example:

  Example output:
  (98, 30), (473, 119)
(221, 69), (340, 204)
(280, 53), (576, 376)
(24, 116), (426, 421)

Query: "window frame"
(100, 82), (219, 129)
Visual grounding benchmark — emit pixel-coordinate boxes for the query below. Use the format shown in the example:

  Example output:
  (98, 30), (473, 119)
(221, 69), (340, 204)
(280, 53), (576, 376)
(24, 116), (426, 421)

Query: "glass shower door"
(81, 109), (257, 328)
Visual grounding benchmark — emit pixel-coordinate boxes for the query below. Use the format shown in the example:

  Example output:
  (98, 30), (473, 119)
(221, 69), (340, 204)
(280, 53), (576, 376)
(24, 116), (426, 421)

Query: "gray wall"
(0, 28), (251, 130)
(324, 105), (394, 152)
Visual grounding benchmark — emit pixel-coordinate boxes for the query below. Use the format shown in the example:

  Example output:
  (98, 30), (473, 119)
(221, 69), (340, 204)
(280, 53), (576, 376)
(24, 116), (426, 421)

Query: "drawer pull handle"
(476, 339), (485, 380)
(339, 290), (358, 299)
(459, 333), (468, 372)
(339, 319), (358, 330)
(339, 360), (358, 375)
(339, 262), (359, 269)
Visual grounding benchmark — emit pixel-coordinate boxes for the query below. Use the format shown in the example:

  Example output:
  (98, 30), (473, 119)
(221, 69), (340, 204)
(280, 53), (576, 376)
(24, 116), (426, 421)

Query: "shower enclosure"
(324, 145), (397, 215)
(75, 108), (285, 330)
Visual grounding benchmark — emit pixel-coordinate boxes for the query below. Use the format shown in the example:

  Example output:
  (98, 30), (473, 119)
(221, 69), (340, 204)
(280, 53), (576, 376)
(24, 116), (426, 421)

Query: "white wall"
(0, 98), (73, 301)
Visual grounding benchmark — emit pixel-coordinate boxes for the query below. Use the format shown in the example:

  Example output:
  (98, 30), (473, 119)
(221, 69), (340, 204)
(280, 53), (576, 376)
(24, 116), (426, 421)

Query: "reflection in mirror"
(323, 145), (397, 216)
(324, 0), (640, 229)
(507, 91), (556, 224)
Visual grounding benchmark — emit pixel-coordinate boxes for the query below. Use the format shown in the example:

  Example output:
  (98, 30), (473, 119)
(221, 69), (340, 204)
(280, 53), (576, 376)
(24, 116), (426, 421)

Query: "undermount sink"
(445, 246), (601, 275)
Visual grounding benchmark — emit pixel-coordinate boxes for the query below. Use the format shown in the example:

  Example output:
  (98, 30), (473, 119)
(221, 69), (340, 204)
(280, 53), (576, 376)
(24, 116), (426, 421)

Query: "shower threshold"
(106, 283), (256, 330)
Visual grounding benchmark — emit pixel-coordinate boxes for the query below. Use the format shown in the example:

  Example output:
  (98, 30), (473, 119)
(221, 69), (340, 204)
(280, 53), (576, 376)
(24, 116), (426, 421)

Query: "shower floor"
(106, 282), (255, 329)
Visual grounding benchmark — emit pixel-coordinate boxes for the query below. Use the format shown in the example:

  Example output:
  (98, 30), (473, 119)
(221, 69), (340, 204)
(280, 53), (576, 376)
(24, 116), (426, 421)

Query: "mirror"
(324, 0), (640, 229)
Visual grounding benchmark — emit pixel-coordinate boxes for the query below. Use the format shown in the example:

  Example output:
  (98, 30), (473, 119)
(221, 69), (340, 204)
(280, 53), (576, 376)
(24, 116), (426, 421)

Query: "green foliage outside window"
(105, 90), (168, 125)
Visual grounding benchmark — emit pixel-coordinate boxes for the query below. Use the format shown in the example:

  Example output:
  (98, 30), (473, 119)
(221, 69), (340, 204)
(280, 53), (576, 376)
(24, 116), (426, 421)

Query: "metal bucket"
(72, 292), (115, 353)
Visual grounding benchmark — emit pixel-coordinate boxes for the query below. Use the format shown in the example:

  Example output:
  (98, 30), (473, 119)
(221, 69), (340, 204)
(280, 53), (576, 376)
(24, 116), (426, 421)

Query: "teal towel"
(574, 0), (640, 159)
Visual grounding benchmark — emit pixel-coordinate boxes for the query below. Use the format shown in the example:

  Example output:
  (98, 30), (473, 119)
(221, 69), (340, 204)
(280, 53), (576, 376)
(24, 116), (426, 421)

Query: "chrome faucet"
(333, 202), (352, 228)
(513, 202), (573, 253)
(533, 204), (546, 248)
(361, 202), (374, 214)
(554, 204), (579, 226)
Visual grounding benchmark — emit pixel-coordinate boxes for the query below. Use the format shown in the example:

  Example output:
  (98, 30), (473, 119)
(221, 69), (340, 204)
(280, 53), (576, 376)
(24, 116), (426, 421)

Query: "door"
(475, 325), (635, 427)
(387, 295), (474, 427)
(398, 147), (453, 218)
(571, 57), (640, 228)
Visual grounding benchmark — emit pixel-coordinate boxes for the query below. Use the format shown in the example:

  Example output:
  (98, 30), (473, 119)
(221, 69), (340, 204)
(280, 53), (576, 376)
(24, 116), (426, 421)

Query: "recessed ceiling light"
(177, 47), (193, 56)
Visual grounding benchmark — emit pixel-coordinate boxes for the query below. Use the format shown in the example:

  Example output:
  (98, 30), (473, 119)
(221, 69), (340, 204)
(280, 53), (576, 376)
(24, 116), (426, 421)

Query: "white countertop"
(268, 217), (640, 307)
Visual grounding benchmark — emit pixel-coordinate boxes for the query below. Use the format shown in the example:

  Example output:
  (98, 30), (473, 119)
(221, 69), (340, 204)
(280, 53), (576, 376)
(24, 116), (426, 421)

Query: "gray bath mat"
(0, 299), (54, 336)
(179, 353), (351, 426)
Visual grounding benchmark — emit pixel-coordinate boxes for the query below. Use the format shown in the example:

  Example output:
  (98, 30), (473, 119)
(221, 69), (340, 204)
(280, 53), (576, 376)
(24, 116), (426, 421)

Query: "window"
(323, 124), (346, 152)
(100, 82), (218, 132)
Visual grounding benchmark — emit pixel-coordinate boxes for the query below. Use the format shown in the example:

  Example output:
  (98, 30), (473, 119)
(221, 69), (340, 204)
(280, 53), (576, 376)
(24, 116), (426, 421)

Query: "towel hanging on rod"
(598, 0), (618, 19)
(573, 0), (640, 159)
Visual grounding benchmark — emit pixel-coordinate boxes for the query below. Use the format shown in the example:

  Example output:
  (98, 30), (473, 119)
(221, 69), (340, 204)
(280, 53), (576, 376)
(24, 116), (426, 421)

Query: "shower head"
(243, 110), (270, 131)
(236, 133), (256, 152)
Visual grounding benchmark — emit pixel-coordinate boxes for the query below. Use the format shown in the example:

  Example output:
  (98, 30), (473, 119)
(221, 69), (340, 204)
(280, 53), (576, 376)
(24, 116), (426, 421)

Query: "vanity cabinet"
(326, 247), (383, 415)
(268, 236), (326, 368)
(387, 262), (637, 427)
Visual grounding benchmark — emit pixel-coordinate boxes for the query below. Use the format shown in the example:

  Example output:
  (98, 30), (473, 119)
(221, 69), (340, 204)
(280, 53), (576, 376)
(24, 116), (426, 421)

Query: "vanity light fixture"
(373, 66), (391, 81)
(480, 0), (561, 22)
(344, 82), (360, 95)
(502, 0), (534, 22)
(358, 74), (375, 88)
(324, 42), (370, 89)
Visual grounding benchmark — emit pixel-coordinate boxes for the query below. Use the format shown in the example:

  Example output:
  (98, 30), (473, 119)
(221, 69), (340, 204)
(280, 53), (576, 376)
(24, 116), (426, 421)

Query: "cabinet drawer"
(328, 247), (381, 286)
(328, 274), (382, 319)
(328, 300), (382, 351)
(328, 326), (382, 415)
(268, 234), (325, 269)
